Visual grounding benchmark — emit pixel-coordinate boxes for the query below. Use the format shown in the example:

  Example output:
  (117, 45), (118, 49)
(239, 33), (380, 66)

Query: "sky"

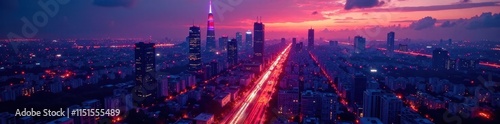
(1, 0), (500, 42)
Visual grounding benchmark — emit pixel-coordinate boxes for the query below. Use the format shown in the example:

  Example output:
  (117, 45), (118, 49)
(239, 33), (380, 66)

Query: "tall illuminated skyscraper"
(308, 28), (314, 50)
(134, 42), (156, 105)
(206, 0), (216, 53)
(245, 30), (252, 50)
(228, 38), (238, 66)
(387, 32), (395, 52)
(189, 26), (202, 73)
(253, 20), (265, 63)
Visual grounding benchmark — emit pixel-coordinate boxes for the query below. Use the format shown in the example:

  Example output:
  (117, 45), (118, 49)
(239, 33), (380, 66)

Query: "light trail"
(227, 44), (292, 124)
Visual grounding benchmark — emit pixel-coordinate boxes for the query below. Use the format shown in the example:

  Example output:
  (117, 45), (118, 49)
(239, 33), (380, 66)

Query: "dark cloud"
(93, 0), (137, 7)
(409, 16), (436, 30)
(466, 12), (500, 29)
(312, 11), (319, 15)
(344, 0), (386, 10)
(459, 0), (470, 3)
(351, 1), (499, 12)
(440, 21), (457, 28)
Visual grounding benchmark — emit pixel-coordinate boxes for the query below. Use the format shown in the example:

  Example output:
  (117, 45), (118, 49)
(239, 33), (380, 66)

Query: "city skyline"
(1, 0), (500, 124)
(1, 0), (500, 41)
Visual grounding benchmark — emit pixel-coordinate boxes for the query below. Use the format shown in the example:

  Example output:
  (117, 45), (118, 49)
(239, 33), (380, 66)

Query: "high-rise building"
(321, 93), (338, 123)
(354, 73), (367, 106)
(354, 36), (366, 54)
(301, 90), (320, 117)
(236, 32), (243, 50)
(189, 26), (202, 72)
(281, 38), (286, 44)
(363, 89), (384, 118)
(134, 42), (157, 105)
(292, 38), (297, 46)
(245, 30), (252, 50)
(329, 40), (338, 46)
(228, 38), (238, 66)
(253, 21), (265, 63)
(308, 28), (314, 50)
(278, 90), (299, 118)
(206, 0), (216, 53)
(381, 94), (403, 124)
(432, 48), (449, 70)
(387, 32), (395, 52)
(218, 36), (228, 51)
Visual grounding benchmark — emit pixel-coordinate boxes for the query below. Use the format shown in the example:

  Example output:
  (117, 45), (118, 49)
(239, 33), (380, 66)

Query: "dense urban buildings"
(1, 1), (500, 124)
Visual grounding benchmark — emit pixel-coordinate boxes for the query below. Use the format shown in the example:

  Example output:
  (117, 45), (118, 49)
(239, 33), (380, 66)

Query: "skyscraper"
(218, 36), (228, 52)
(189, 26), (202, 73)
(432, 48), (449, 70)
(245, 30), (252, 50)
(308, 28), (314, 50)
(292, 38), (297, 46)
(236, 32), (243, 50)
(354, 36), (366, 54)
(228, 38), (238, 66)
(134, 42), (156, 105)
(387, 32), (395, 52)
(381, 94), (403, 124)
(206, 0), (216, 53)
(253, 20), (265, 64)
(363, 89), (384, 119)
(354, 73), (367, 106)
(281, 38), (286, 44)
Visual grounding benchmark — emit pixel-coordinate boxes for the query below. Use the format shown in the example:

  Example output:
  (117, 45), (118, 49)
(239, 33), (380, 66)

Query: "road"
(222, 44), (291, 124)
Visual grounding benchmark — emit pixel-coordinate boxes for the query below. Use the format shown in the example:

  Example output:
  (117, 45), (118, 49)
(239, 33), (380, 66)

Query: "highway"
(223, 44), (291, 124)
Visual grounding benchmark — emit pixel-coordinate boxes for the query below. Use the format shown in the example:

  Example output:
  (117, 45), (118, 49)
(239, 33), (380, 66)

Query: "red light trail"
(224, 44), (292, 124)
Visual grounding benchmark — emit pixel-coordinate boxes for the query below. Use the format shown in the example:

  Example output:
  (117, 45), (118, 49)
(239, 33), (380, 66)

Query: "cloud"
(334, 17), (367, 21)
(440, 21), (457, 28)
(466, 12), (500, 29)
(350, 1), (499, 12)
(409, 16), (437, 30)
(93, 0), (137, 7)
(312, 11), (319, 15)
(344, 0), (386, 10)
(459, 0), (471, 3)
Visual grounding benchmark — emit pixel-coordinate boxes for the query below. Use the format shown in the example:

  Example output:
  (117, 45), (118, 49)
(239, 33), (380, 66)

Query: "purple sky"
(1, 0), (500, 42)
